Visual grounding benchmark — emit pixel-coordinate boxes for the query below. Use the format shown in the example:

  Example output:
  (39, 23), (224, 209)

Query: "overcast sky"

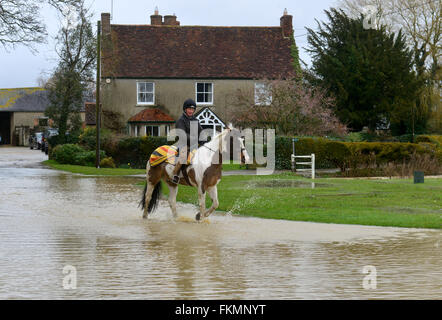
(0, 0), (339, 89)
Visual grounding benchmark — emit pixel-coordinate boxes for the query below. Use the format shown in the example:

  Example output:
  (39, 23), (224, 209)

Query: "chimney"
(150, 6), (162, 25)
(163, 14), (180, 26)
(101, 13), (111, 35)
(280, 8), (293, 38)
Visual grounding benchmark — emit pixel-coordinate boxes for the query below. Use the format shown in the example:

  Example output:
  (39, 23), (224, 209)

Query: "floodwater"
(0, 147), (441, 299)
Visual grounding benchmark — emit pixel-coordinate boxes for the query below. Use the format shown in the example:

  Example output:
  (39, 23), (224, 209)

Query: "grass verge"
(43, 160), (146, 176)
(158, 173), (441, 229)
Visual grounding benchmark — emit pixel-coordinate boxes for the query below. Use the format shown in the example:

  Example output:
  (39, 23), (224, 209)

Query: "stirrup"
(171, 175), (180, 184)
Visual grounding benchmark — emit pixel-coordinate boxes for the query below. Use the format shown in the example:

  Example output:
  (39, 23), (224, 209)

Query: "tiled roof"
(102, 25), (295, 79)
(128, 108), (175, 123)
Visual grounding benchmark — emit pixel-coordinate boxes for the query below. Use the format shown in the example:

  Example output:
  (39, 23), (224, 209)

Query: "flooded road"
(0, 147), (441, 299)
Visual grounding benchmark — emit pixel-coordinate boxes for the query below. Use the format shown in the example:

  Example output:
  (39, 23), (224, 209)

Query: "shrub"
(52, 144), (85, 164)
(274, 136), (350, 170)
(100, 157), (116, 168)
(73, 150), (106, 167)
(51, 143), (107, 167)
(78, 127), (114, 151)
(107, 136), (169, 169)
(416, 135), (442, 148)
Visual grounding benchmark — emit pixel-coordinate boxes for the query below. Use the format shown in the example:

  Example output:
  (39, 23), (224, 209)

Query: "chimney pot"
(164, 15), (179, 26)
(280, 12), (293, 38)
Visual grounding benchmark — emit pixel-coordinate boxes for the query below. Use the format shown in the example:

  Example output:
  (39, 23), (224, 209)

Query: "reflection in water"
(0, 148), (441, 299)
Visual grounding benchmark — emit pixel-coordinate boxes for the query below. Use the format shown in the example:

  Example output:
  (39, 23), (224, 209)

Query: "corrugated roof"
(0, 88), (49, 112)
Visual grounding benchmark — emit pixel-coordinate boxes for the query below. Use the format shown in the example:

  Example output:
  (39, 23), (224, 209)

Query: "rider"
(171, 98), (205, 184)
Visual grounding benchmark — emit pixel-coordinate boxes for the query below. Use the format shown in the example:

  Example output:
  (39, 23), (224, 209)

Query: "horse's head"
(224, 123), (251, 165)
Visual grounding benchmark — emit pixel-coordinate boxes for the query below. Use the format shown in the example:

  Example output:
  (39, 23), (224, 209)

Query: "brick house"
(99, 9), (296, 137)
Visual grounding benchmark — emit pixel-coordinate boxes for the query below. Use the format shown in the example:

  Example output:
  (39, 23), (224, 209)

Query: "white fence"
(291, 153), (315, 179)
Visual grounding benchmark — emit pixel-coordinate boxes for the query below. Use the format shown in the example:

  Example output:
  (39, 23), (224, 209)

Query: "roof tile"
(102, 25), (295, 79)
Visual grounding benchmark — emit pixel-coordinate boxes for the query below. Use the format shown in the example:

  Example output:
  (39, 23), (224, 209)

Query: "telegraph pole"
(95, 20), (101, 168)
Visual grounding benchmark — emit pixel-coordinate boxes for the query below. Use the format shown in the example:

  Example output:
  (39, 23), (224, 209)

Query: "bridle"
(201, 130), (247, 163)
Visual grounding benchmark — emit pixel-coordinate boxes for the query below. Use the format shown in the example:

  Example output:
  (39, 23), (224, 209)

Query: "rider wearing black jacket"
(171, 98), (204, 184)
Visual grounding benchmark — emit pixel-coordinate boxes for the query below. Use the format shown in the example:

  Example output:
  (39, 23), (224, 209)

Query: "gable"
(195, 107), (226, 127)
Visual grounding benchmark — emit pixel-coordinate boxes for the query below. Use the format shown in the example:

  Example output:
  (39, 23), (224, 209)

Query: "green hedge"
(107, 136), (170, 169)
(52, 144), (106, 167)
(50, 133), (441, 172)
(275, 137), (350, 170)
(274, 137), (440, 171)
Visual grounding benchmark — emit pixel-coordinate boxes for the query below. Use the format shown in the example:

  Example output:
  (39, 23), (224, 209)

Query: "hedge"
(107, 136), (170, 169)
(52, 144), (106, 167)
(50, 133), (441, 172)
(274, 137), (440, 171)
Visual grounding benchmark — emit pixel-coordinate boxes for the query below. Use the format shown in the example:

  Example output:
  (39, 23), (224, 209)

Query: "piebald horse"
(140, 125), (250, 221)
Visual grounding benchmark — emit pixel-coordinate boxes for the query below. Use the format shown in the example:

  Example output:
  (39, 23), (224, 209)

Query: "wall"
(101, 78), (255, 128)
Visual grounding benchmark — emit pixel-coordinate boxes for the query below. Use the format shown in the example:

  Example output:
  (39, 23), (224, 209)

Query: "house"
(0, 88), (51, 146)
(99, 9), (296, 137)
(0, 88), (86, 146)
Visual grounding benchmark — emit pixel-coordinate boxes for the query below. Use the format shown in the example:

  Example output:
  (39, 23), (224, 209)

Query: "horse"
(140, 125), (250, 221)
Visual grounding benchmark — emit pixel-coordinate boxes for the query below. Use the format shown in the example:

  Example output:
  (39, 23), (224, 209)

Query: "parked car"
(29, 132), (43, 150)
(42, 128), (59, 155)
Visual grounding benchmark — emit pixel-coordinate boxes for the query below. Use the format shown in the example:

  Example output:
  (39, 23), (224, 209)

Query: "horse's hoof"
(195, 212), (201, 221)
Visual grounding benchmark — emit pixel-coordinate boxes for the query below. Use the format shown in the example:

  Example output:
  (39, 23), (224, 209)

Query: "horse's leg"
(203, 186), (219, 218)
(142, 182), (156, 219)
(167, 183), (178, 219)
(195, 187), (206, 221)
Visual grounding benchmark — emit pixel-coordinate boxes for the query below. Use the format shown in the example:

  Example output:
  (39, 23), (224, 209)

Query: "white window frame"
(195, 82), (214, 105)
(254, 82), (272, 106)
(137, 82), (155, 105)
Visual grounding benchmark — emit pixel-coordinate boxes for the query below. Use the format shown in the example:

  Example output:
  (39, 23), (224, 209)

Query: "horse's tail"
(139, 181), (162, 214)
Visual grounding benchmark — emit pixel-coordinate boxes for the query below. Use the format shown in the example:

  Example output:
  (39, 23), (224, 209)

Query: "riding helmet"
(183, 98), (197, 111)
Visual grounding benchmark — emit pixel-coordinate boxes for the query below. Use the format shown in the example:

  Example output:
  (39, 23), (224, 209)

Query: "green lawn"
(161, 173), (442, 229)
(43, 160), (146, 176)
(43, 160), (247, 175)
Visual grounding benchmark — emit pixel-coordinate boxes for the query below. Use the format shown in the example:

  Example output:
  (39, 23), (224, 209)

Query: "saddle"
(149, 145), (197, 167)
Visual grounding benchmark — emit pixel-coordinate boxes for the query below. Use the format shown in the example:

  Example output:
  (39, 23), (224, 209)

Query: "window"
(38, 117), (49, 127)
(137, 82), (155, 105)
(196, 82), (213, 105)
(146, 126), (159, 136)
(254, 82), (272, 106)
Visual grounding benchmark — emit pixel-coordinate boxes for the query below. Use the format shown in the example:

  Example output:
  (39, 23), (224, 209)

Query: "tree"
(45, 1), (96, 141)
(230, 79), (347, 137)
(338, 0), (441, 133)
(306, 8), (421, 133)
(0, 0), (81, 49)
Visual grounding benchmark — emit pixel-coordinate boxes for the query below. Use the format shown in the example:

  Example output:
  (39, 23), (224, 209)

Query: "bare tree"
(230, 79), (347, 137)
(45, 1), (96, 139)
(0, 0), (81, 49)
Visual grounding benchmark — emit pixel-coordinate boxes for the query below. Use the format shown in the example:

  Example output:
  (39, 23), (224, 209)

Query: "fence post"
(311, 153), (315, 180)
